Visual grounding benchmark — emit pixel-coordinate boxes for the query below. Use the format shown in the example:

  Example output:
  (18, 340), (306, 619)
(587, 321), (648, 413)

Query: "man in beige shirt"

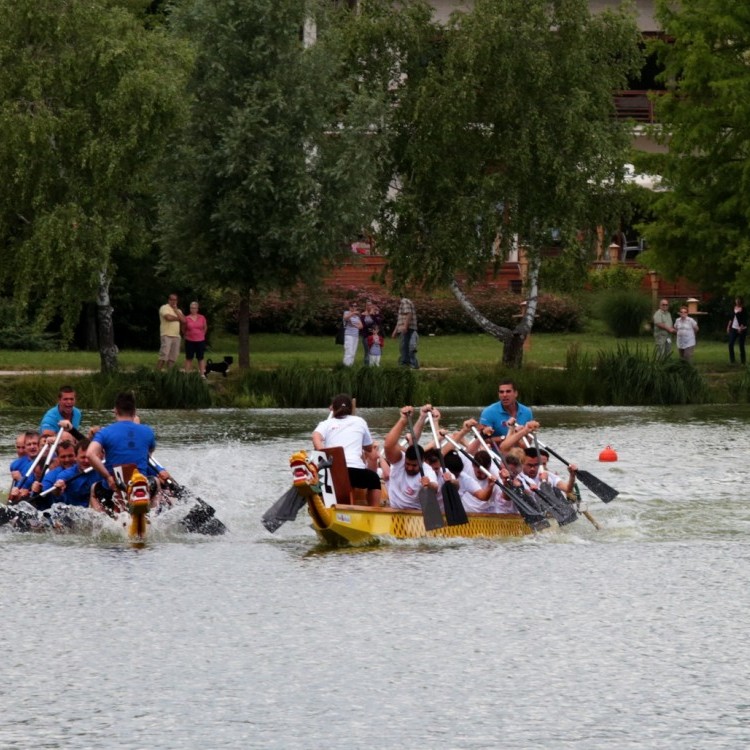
(157, 293), (185, 370)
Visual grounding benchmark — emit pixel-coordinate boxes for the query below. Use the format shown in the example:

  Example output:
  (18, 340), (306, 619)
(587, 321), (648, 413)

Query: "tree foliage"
(639, 0), (750, 295)
(0, 0), (192, 359)
(159, 0), (391, 367)
(340, 0), (641, 364)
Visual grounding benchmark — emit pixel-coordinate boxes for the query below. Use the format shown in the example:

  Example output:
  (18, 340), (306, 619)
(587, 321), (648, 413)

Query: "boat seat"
(321, 447), (368, 505)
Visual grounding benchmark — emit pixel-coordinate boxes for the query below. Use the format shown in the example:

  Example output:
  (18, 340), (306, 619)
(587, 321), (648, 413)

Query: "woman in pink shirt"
(183, 301), (208, 377)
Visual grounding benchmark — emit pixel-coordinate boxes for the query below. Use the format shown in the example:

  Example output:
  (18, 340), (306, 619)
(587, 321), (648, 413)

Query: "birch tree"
(0, 0), (191, 371)
(347, 0), (642, 366)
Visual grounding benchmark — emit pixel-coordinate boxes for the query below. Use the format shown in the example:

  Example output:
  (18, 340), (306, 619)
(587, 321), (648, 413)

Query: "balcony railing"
(614, 90), (658, 123)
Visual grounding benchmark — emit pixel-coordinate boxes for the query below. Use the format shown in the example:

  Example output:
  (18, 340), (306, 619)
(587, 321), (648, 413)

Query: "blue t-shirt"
(15, 455), (36, 490)
(57, 466), (98, 507)
(41, 465), (68, 494)
(92, 420), (156, 474)
(39, 405), (82, 434)
(479, 401), (534, 438)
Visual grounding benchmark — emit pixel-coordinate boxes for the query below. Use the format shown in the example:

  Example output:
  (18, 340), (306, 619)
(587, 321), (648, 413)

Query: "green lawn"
(0, 331), (736, 373)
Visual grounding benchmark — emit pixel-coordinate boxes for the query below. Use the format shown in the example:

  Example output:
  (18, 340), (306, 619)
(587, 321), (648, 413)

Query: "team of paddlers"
(4, 386), (224, 534)
(308, 380), (586, 528)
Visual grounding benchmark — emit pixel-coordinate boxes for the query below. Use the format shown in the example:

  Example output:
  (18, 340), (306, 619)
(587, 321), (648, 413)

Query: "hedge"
(238, 286), (583, 336)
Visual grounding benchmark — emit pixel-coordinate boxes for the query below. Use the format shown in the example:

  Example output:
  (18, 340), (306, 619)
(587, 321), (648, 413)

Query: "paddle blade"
(577, 470), (619, 503)
(182, 499), (227, 535)
(442, 483), (468, 526)
(503, 485), (549, 530)
(535, 484), (578, 526)
(262, 487), (308, 533)
(419, 486), (444, 531)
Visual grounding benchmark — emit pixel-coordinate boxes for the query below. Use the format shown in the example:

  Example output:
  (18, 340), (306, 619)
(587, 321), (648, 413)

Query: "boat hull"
(306, 494), (536, 546)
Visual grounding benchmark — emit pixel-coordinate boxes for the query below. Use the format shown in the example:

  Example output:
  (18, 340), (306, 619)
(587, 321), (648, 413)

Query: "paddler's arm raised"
(411, 403), (435, 444)
(498, 419), (540, 453)
(384, 406), (412, 464)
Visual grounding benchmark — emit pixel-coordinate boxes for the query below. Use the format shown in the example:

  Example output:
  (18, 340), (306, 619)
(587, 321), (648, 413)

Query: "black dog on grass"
(205, 355), (234, 378)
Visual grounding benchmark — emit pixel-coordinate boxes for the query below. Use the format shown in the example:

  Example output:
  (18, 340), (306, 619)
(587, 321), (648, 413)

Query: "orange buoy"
(599, 445), (618, 462)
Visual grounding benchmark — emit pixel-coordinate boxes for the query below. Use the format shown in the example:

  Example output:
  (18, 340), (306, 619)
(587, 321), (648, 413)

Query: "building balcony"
(614, 89), (660, 123)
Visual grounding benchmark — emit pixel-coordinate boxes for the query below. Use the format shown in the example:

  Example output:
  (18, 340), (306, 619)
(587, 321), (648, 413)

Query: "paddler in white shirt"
(382, 405), (438, 510)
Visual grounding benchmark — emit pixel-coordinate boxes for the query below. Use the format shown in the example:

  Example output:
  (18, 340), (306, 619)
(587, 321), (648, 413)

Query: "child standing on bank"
(367, 325), (385, 366)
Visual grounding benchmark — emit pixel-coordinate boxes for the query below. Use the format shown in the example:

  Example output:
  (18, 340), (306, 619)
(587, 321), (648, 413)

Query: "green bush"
(594, 344), (710, 405)
(0, 299), (59, 350)
(597, 289), (652, 338)
(587, 265), (647, 291)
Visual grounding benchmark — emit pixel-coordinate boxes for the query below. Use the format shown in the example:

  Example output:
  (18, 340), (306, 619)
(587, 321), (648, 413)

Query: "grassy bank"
(0, 332), (745, 408)
(0, 330), (740, 371)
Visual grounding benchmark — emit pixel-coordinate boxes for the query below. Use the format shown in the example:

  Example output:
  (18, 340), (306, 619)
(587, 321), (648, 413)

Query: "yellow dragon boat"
(263, 448), (550, 546)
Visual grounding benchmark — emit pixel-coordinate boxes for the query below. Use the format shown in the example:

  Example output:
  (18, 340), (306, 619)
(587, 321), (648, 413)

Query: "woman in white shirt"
(312, 393), (381, 506)
(674, 305), (699, 361)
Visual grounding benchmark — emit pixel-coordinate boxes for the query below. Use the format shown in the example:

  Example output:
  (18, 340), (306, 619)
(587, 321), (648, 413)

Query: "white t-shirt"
(456, 470), (491, 513)
(313, 415), (372, 469)
(388, 453), (438, 510)
(674, 316), (698, 349)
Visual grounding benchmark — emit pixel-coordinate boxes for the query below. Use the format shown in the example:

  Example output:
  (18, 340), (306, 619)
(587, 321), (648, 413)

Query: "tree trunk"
(238, 291), (250, 369)
(449, 253), (541, 370)
(96, 270), (119, 373)
(502, 252), (541, 367)
(502, 331), (525, 368)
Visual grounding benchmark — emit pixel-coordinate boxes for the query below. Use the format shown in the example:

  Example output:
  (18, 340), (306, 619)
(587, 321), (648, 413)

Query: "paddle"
(39, 467), (95, 499)
(147, 457), (226, 535)
(531, 433), (600, 530)
(406, 413), (444, 531)
(70, 427), (86, 442)
(148, 455), (183, 499)
(530, 433), (578, 526)
(471, 425), (573, 522)
(536, 438), (619, 503)
(443, 435), (548, 530)
(261, 487), (308, 533)
(19, 442), (49, 490)
(425, 413), (468, 526)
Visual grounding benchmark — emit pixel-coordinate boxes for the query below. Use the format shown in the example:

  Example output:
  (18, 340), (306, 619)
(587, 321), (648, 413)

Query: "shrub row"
(241, 286), (583, 336)
(230, 346), (710, 408)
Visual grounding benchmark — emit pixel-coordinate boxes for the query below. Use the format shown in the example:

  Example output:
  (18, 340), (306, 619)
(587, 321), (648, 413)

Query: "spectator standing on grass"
(674, 305), (699, 362)
(183, 301), (208, 377)
(392, 297), (419, 369)
(652, 299), (675, 357)
(342, 301), (363, 367)
(367, 325), (384, 367)
(157, 293), (185, 370)
(727, 296), (748, 365)
(360, 300), (382, 366)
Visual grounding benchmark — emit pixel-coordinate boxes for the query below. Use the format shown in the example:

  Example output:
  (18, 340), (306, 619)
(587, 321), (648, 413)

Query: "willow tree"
(0, 0), (192, 371)
(346, 0), (642, 366)
(159, 0), (390, 369)
(637, 0), (750, 295)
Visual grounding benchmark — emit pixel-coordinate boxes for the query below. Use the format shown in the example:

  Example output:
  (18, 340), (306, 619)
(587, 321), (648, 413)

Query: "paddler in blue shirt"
(44, 440), (98, 508)
(39, 386), (82, 437)
(87, 392), (156, 492)
(479, 379), (534, 447)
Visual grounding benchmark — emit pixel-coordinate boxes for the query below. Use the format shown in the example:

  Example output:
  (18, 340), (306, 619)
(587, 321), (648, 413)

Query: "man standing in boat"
(86, 392), (156, 494)
(382, 405), (438, 510)
(479, 379), (534, 445)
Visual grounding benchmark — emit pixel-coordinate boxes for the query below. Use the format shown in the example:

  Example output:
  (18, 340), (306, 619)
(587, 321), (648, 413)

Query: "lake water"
(1, 405), (749, 750)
